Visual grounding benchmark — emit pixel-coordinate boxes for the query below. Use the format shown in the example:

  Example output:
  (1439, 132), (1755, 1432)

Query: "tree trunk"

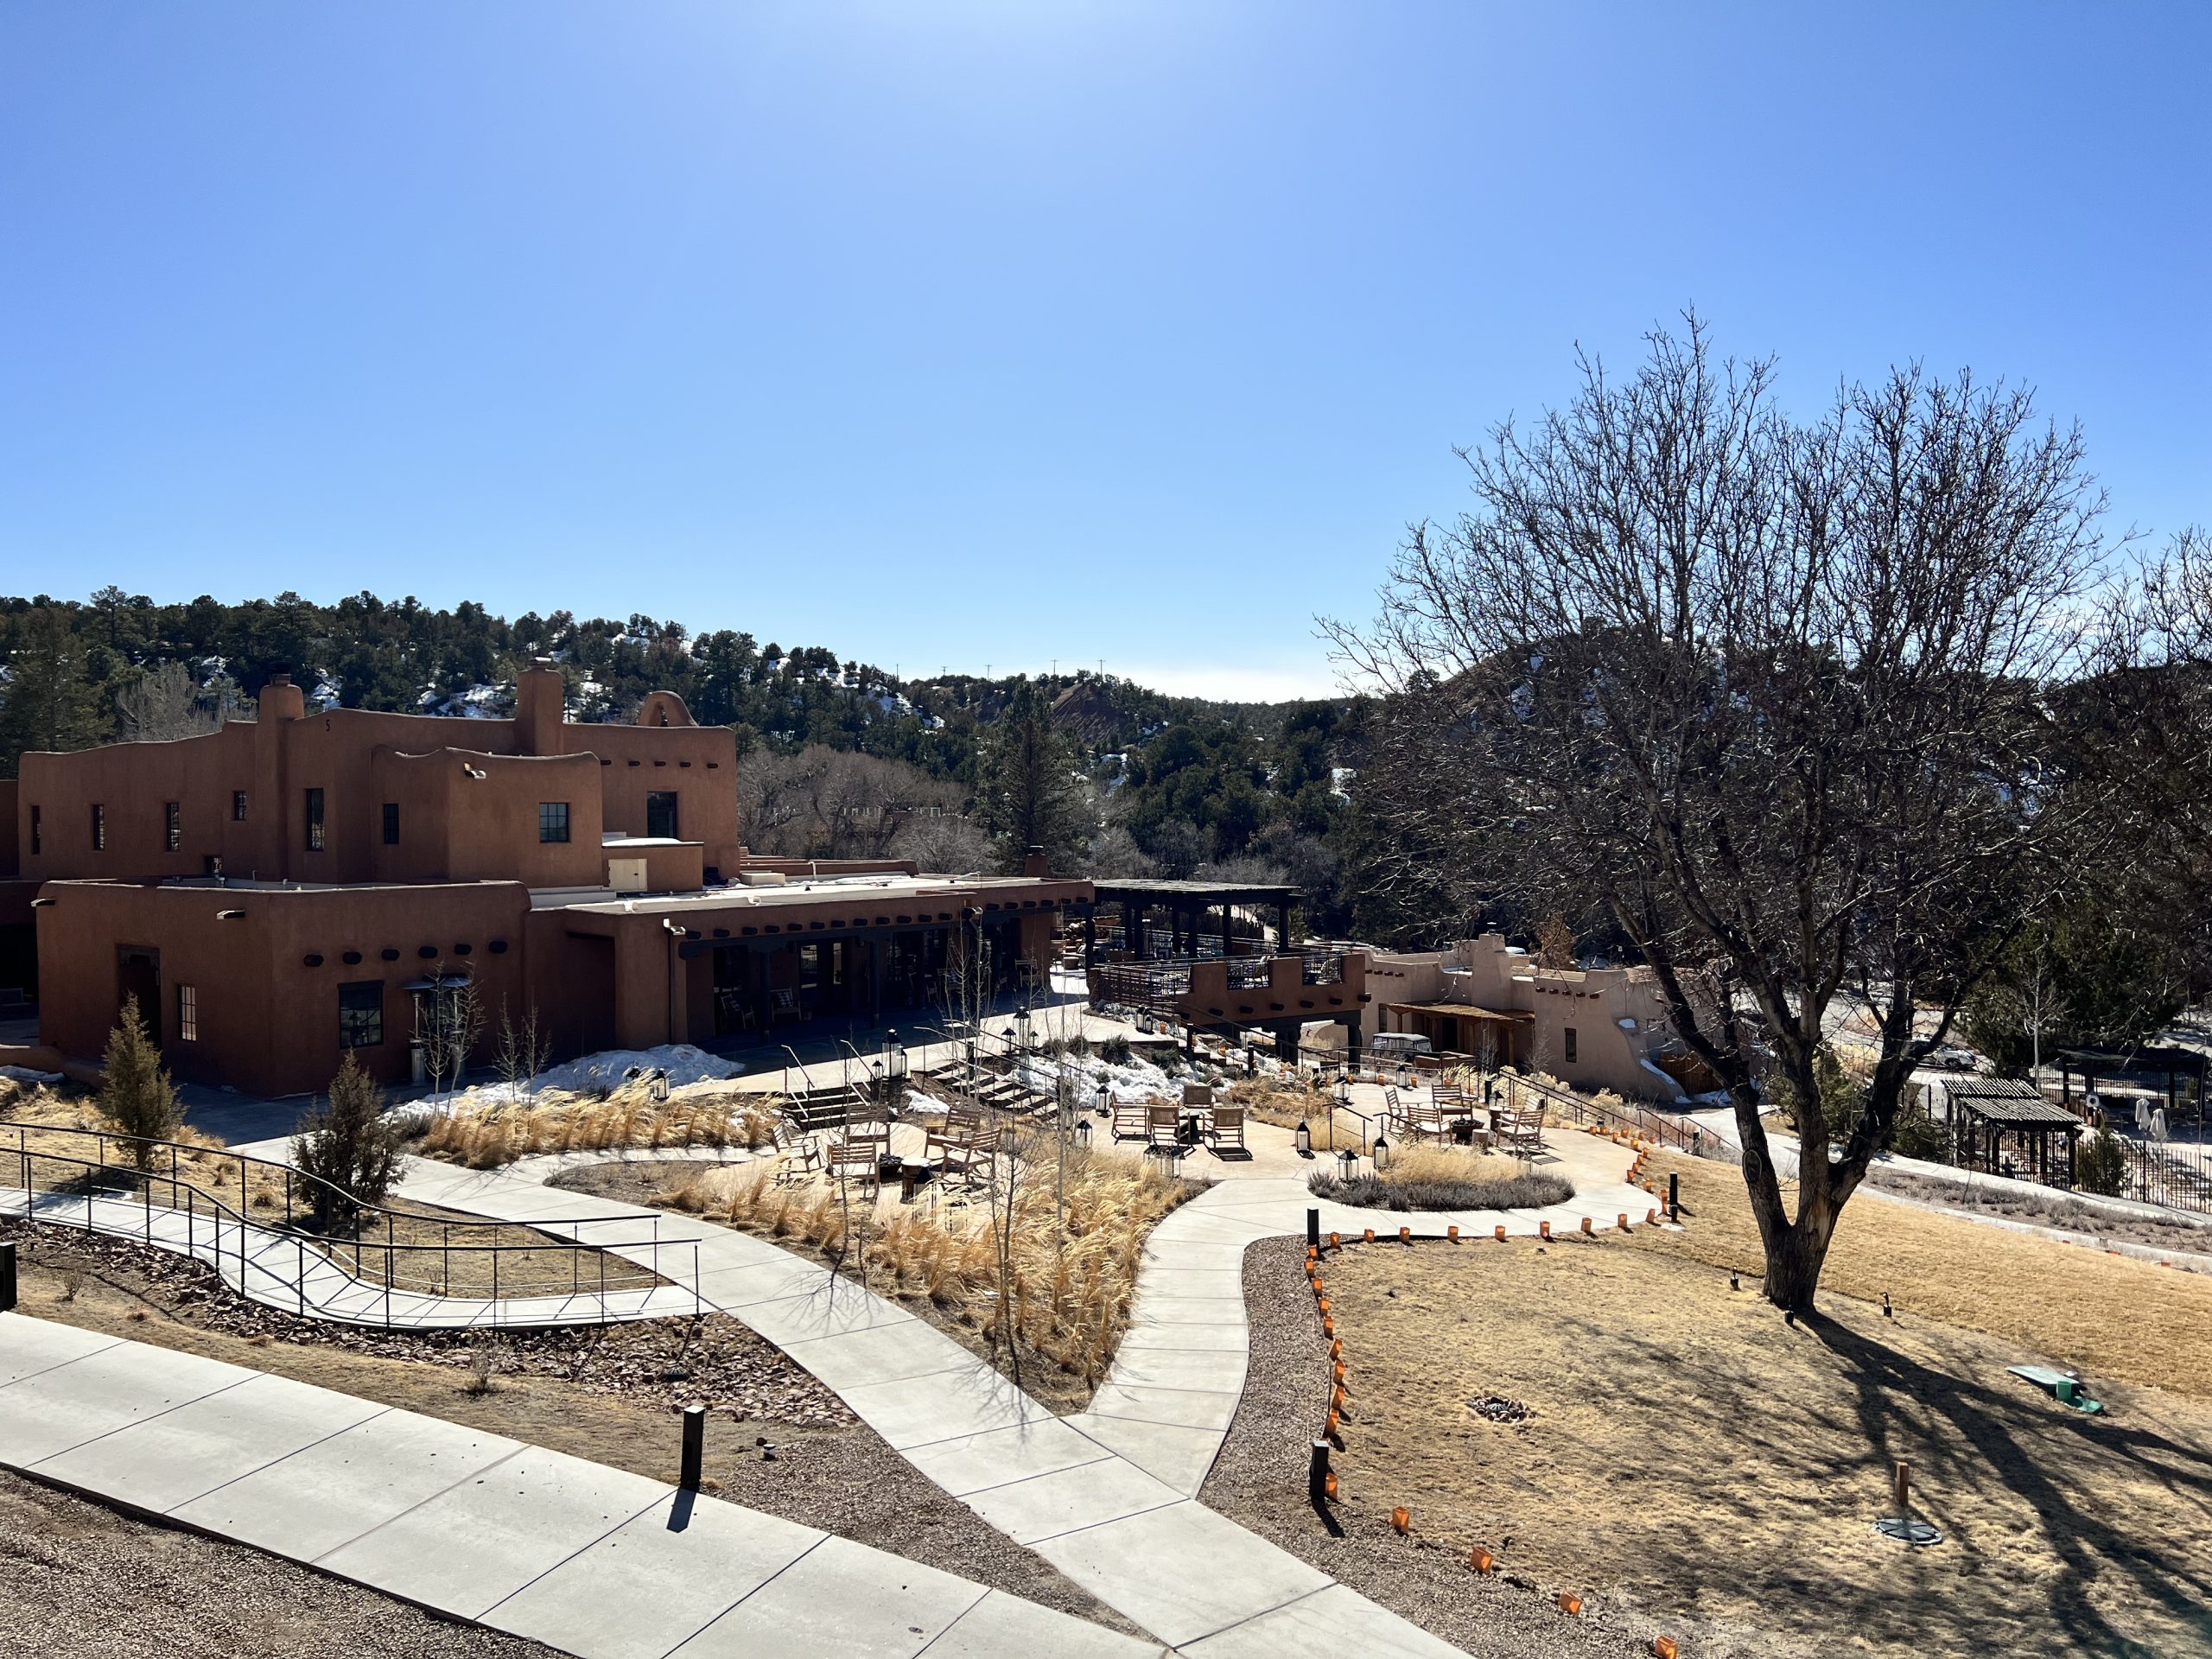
(1762, 1206), (1840, 1313)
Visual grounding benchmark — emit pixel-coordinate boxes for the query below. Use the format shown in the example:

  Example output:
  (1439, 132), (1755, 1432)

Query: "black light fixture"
(1338, 1146), (1359, 1179)
(1294, 1119), (1312, 1156)
(1076, 1118), (1092, 1148)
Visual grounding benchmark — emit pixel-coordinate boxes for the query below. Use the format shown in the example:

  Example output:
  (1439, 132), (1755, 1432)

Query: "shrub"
(293, 1052), (403, 1229)
(99, 995), (182, 1170)
(1100, 1035), (1133, 1065)
(1886, 1113), (1949, 1162)
(2077, 1128), (2128, 1198)
(1306, 1145), (1573, 1211)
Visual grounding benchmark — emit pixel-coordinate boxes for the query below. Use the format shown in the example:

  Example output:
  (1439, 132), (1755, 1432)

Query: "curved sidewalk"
(0, 1311), (1155, 1659)
(0, 1184), (704, 1329)
(389, 1133), (1648, 1656)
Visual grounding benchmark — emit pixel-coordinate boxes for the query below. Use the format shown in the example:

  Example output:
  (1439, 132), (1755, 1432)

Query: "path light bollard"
(680, 1404), (707, 1491)
(1307, 1207), (1319, 1250)
(0, 1239), (14, 1313)
(1668, 1173), (1680, 1221)
(1308, 1440), (1332, 1504)
(1894, 1459), (1910, 1515)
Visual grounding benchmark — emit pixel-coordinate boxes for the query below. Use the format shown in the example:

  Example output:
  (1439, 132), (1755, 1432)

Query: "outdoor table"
(899, 1160), (935, 1203)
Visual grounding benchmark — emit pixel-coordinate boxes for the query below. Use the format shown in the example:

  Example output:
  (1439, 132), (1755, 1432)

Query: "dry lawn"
(417, 1085), (781, 1168)
(1317, 1172), (2212, 1657)
(1308, 1144), (1573, 1211)
(1641, 1150), (2212, 1401)
(1225, 1076), (1380, 1154)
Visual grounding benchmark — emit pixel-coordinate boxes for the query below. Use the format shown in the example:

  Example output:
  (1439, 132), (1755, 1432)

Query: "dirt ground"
(1317, 1224), (2212, 1657)
(0, 1469), (556, 1659)
(1642, 1151), (2212, 1401)
(1, 1220), (1141, 1636)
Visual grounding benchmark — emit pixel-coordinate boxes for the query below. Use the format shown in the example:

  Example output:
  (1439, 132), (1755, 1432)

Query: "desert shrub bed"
(650, 1133), (1198, 1390)
(418, 1087), (780, 1167)
(1307, 1144), (1573, 1211)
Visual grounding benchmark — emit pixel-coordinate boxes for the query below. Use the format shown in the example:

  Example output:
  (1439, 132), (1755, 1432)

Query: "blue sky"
(3, 4), (2206, 700)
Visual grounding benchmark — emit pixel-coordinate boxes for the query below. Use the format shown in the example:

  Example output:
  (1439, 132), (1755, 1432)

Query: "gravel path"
(1201, 1236), (1650, 1659)
(0, 1469), (556, 1659)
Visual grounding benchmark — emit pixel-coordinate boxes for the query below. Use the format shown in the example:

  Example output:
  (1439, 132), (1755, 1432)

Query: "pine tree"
(975, 681), (1094, 874)
(0, 606), (107, 776)
(292, 1052), (402, 1230)
(99, 995), (182, 1170)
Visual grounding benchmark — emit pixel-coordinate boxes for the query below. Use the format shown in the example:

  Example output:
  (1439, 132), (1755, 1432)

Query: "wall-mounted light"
(29, 897), (55, 908)
(217, 909), (246, 921)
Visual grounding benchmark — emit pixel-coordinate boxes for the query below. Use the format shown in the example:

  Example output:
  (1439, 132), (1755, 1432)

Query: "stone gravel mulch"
(0, 1469), (557, 1659)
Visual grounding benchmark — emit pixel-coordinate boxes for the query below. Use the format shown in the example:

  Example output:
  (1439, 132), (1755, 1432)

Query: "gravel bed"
(1201, 1235), (1650, 1659)
(0, 1469), (556, 1659)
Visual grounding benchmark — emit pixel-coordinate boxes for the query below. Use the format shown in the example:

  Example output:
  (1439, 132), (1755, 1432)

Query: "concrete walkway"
(0, 1311), (1160, 1659)
(0, 1184), (705, 1330)
(378, 1129), (1663, 1656)
(1073, 1122), (1652, 1503)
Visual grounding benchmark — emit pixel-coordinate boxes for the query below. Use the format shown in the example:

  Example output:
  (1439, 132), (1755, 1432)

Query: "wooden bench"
(1491, 1103), (1547, 1159)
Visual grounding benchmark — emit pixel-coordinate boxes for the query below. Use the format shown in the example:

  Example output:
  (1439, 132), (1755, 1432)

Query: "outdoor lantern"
(1077, 1118), (1092, 1147)
(1335, 1069), (1351, 1107)
(1397, 1060), (1413, 1090)
(1294, 1119), (1312, 1156)
(1372, 1134), (1390, 1173)
(1338, 1147), (1359, 1179)
(650, 1069), (671, 1103)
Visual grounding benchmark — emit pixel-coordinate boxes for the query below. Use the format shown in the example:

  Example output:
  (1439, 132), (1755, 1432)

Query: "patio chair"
(770, 1117), (823, 1185)
(1111, 1099), (1152, 1141)
(1182, 1083), (1215, 1109)
(927, 1106), (992, 1181)
(825, 1136), (883, 1191)
(1491, 1103), (1547, 1159)
(1382, 1085), (1406, 1133)
(1404, 1102), (1455, 1143)
(1146, 1103), (1182, 1153)
(1206, 1103), (1248, 1154)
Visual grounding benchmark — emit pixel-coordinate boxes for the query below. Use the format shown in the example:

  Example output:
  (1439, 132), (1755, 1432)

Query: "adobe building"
(7, 666), (1087, 1097)
(1363, 933), (1715, 1103)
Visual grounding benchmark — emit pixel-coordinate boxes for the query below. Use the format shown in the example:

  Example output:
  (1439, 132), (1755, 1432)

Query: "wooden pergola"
(1944, 1077), (2085, 1188)
(1084, 879), (1299, 967)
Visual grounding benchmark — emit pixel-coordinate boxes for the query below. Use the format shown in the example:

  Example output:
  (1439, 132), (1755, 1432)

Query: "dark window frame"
(165, 800), (181, 852)
(91, 804), (105, 851)
(232, 790), (248, 822)
(176, 983), (199, 1043)
(538, 801), (571, 843)
(304, 787), (325, 852)
(382, 802), (400, 845)
(338, 981), (385, 1049)
(1563, 1026), (1579, 1065)
(645, 790), (678, 840)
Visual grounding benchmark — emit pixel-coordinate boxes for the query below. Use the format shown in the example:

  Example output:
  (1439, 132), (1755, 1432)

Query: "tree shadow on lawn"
(1803, 1310), (2212, 1657)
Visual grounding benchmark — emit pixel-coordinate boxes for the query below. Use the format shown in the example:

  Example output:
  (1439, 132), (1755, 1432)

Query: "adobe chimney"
(515, 663), (565, 756)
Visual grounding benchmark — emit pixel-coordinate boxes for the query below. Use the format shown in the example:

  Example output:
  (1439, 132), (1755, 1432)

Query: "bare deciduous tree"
(116, 660), (220, 742)
(740, 745), (963, 861)
(1329, 319), (2113, 1310)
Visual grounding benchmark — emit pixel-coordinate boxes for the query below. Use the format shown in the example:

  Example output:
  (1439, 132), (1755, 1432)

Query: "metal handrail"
(3, 1120), (700, 1329)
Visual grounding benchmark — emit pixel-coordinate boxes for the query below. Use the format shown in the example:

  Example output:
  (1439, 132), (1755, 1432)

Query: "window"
(338, 982), (384, 1048)
(232, 790), (248, 822)
(176, 984), (199, 1043)
(382, 802), (400, 845)
(91, 804), (105, 851)
(165, 801), (181, 852)
(304, 787), (325, 851)
(1563, 1027), (1578, 1065)
(645, 790), (678, 839)
(28, 804), (38, 855)
(538, 801), (570, 843)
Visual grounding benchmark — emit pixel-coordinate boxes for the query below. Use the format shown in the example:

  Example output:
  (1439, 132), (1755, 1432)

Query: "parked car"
(1370, 1032), (1435, 1059)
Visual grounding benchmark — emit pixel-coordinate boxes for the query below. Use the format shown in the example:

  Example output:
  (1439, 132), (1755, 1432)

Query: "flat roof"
(1092, 879), (1299, 901)
(535, 872), (1086, 918)
(1386, 1001), (1535, 1024)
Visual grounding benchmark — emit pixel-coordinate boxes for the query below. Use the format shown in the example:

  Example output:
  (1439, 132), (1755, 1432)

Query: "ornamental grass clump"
(421, 1086), (779, 1167)
(1308, 1144), (1573, 1211)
